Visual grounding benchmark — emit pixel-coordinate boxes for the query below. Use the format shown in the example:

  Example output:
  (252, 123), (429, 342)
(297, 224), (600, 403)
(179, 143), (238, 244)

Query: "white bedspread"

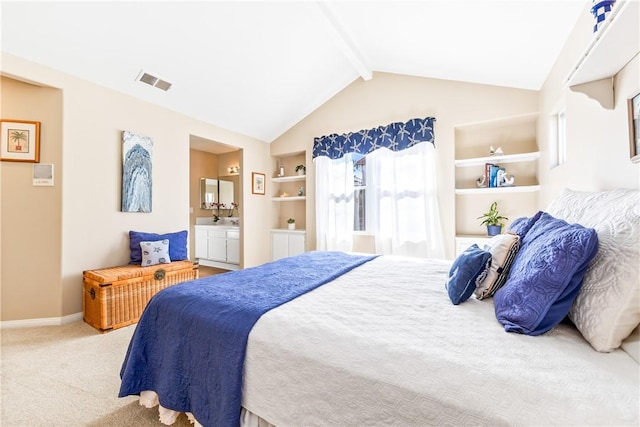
(242, 256), (639, 426)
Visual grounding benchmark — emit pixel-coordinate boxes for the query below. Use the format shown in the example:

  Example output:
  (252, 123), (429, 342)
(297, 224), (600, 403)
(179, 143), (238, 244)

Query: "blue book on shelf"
(489, 164), (500, 188)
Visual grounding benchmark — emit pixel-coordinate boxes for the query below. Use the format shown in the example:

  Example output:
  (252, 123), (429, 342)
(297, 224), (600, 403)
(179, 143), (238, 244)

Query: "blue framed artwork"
(122, 130), (153, 212)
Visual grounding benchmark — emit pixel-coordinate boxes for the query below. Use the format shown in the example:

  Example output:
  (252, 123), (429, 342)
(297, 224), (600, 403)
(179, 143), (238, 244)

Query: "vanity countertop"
(195, 224), (239, 230)
(195, 217), (239, 227)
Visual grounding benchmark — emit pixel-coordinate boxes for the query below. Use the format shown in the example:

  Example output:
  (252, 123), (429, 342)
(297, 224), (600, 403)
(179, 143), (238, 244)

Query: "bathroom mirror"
(218, 179), (234, 206)
(218, 175), (240, 206)
(200, 178), (218, 209)
(200, 177), (236, 209)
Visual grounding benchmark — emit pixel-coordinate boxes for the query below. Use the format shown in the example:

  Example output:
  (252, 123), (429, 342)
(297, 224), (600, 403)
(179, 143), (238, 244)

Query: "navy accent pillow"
(494, 212), (598, 336)
(129, 230), (188, 264)
(446, 244), (492, 305)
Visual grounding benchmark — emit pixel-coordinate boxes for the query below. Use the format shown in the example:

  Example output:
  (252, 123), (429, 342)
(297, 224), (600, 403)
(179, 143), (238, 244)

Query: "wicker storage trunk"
(83, 260), (199, 332)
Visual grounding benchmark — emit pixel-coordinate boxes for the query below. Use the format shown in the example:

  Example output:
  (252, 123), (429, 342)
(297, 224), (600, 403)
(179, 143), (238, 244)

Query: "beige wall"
(1, 76), (63, 320)
(1, 53), (271, 322)
(270, 72), (539, 258)
(538, 3), (640, 204)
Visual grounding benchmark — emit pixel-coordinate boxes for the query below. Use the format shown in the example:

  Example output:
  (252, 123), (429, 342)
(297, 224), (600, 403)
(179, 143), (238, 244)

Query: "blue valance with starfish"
(312, 117), (436, 160)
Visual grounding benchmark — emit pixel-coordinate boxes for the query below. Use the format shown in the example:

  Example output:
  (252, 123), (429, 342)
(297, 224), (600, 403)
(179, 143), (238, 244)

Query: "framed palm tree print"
(1, 119), (41, 162)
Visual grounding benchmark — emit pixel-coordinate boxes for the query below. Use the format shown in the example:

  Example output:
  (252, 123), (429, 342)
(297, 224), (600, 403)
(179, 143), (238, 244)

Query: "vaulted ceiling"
(1, 1), (588, 143)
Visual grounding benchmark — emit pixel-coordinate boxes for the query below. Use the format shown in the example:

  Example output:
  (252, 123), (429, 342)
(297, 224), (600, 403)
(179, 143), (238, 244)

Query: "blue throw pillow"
(494, 212), (598, 336)
(129, 230), (188, 264)
(507, 210), (543, 239)
(446, 244), (492, 305)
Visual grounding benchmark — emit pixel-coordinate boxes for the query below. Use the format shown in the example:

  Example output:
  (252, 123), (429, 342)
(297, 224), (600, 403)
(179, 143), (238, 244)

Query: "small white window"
(549, 110), (567, 168)
(557, 110), (567, 165)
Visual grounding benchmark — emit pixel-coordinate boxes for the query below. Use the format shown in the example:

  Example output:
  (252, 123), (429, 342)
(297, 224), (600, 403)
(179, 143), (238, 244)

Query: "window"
(550, 110), (567, 168)
(558, 110), (567, 165)
(353, 153), (367, 231)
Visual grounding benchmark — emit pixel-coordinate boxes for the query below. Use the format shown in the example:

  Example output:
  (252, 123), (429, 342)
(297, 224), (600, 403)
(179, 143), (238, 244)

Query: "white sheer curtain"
(367, 143), (444, 259)
(315, 153), (355, 251)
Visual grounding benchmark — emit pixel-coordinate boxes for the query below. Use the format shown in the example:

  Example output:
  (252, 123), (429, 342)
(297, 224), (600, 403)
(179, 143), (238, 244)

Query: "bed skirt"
(138, 391), (275, 427)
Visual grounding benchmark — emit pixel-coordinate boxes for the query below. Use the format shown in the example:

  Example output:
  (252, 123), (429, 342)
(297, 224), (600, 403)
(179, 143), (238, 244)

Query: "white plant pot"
(288, 223), (295, 230)
(297, 170), (304, 176)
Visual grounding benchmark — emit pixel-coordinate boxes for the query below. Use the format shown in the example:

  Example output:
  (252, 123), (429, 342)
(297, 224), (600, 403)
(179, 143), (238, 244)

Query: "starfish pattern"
(312, 117), (435, 159)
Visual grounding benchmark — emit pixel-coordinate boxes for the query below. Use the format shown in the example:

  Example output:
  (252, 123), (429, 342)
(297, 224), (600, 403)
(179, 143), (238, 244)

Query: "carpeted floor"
(1, 321), (193, 427)
(0, 266), (234, 427)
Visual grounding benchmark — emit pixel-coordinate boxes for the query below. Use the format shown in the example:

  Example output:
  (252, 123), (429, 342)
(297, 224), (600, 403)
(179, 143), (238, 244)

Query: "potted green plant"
(287, 218), (295, 230)
(477, 201), (508, 236)
(295, 165), (306, 176)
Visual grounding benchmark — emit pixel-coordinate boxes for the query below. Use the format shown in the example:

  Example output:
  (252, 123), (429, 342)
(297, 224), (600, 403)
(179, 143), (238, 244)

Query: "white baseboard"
(0, 312), (83, 329)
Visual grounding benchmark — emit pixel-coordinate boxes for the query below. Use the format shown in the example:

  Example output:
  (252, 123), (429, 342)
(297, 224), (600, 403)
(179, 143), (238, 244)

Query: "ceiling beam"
(314, 2), (372, 81)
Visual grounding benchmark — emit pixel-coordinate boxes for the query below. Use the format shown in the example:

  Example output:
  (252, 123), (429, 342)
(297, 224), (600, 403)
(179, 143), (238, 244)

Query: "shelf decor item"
(295, 164), (306, 175)
(591, 0), (616, 33)
(1, 119), (41, 163)
(478, 201), (508, 236)
(287, 218), (295, 230)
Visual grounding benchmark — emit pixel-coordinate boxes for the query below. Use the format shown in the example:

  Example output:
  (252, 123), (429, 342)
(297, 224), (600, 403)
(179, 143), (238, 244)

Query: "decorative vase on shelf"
(487, 225), (502, 236)
(288, 223), (295, 230)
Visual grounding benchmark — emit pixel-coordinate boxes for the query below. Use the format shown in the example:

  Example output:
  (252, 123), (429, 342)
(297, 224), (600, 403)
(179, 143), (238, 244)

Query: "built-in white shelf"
(455, 185), (540, 195)
(271, 196), (306, 201)
(455, 151), (540, 167)
(271, 175), (306, 183)
(567, 0), (639, 108)
(271, 228), (306, 234)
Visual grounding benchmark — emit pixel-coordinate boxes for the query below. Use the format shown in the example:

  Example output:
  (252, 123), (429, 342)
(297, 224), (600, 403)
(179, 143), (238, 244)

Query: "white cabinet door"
(271, 232), (289, 261)
(455, 236), (491, 257)
(194, 227), (209, 259)
(208, 233), (227, 262)
(288, 233), (305, 257)
(271, 231), (306, 261)
(226, 237), (240, 264)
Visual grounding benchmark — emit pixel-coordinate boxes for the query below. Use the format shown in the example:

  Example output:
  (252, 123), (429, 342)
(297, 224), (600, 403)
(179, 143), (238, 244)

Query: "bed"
(119, 188), (640, 427)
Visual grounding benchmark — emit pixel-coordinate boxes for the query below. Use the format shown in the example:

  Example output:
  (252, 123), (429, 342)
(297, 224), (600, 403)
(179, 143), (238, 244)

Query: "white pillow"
(474, 233), (520, 300)
(546, 188), (640, 352)
(140, 239), (171, 266)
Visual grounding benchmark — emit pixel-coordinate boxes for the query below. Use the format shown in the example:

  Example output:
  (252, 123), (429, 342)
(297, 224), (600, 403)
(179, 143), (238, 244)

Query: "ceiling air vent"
(154, 79), (172, 91)
(136, 70), (172, 91)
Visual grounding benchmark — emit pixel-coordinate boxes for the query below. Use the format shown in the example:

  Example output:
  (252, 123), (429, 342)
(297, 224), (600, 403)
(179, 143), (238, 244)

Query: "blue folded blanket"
(119, 251), (377, 427)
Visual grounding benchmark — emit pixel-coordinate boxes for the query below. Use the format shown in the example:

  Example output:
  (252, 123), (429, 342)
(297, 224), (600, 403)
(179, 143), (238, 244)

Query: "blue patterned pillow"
(508, 210), (543, 238)
(446, 244), (492, 305)
(140, 239), (171, 266)
(494, 212), (598, 335)
(129, 230), (187, 264)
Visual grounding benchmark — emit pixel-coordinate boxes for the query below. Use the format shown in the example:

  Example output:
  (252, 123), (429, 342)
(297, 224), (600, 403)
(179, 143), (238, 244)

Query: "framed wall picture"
(122, 130), (153, 212)
(629, 91), (640, 164)
(252, 172), (265, 195)
(0, 119), (41, 163)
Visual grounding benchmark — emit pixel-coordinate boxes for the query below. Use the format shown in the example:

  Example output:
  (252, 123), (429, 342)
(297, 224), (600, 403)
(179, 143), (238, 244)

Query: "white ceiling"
(1, 1), (588, 143)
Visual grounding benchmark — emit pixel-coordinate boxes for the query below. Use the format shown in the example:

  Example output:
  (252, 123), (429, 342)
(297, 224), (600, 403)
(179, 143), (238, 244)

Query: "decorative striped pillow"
(475, 233), (521, 300)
